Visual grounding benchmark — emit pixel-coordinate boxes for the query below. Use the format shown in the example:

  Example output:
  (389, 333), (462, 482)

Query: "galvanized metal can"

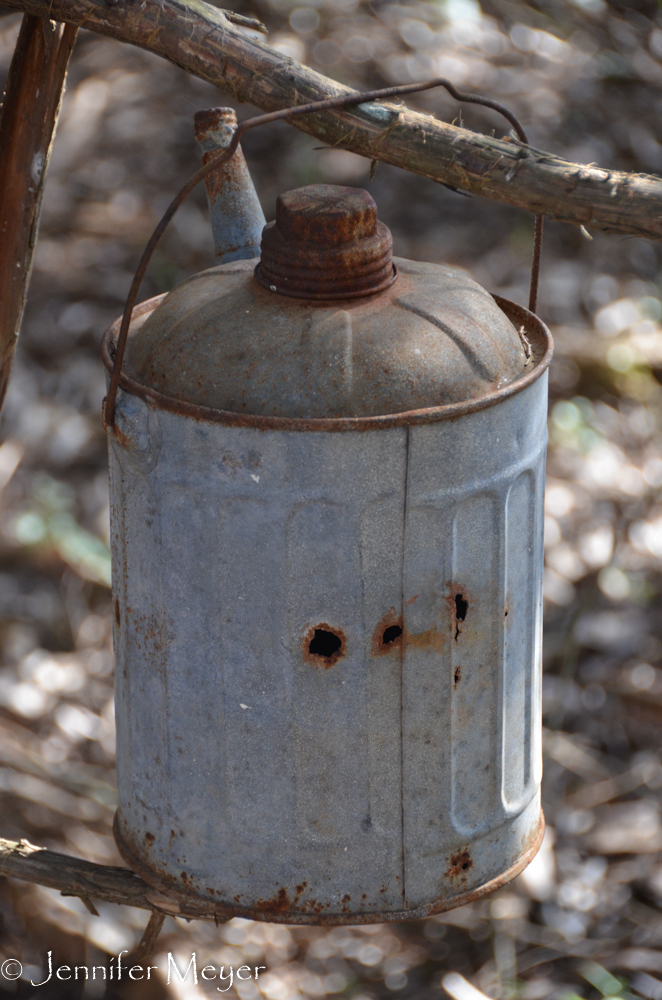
(103, 176), (552, 924)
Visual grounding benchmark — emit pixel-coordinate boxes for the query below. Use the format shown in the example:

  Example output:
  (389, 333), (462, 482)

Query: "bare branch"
(0, 15), (78, 411)
(0, 838), (231, 921)
(1, 0), (660, 242)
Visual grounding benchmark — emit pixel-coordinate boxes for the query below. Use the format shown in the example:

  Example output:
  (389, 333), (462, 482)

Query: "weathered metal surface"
(102, 295), (551, 430)
(256, 185), (395, 299)
(113, 815), (544, 925)
(193, 107), (265, 264)
(106, 299), (549, 923)
(121, 255), (534, 419)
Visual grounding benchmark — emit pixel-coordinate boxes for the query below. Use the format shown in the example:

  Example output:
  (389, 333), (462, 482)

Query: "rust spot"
(145, 832), (154, 843)
(255, 887), (291, 913)
(372, 608), (404, 656)
(445, 848), (473, 880)
(342, 894), (351, 903)
(303, 623), (346, 669)
(454, 665), (461, 687)
(406, 594), (419, 605)
(114, 597), (121, 627)
(181, 871), (188, 881)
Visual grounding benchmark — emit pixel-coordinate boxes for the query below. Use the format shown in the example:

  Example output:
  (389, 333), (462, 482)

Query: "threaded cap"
(255, 184), (396, 299)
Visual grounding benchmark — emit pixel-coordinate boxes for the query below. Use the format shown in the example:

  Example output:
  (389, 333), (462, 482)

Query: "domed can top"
(119, 184), (549, 422)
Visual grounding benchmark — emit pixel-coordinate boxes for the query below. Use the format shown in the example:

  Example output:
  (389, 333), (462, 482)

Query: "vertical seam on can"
(500, 482), (509, 812)
(399, 425), (410, 907)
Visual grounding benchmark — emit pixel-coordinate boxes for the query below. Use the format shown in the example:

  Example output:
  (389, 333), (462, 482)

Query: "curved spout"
(194, 106), (266, 264)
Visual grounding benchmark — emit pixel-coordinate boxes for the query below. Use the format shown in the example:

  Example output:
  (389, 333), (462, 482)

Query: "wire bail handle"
(104, 79), (544, 428)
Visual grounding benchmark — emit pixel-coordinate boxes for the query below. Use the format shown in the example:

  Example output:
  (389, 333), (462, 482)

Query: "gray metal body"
(107, 308), (549, 922)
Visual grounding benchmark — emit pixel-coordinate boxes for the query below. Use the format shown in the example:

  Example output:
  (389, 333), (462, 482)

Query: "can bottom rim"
(113, 811), (545, 925)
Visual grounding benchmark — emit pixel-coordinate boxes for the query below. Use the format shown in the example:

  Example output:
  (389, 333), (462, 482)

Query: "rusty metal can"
(104, 173), (552, 924)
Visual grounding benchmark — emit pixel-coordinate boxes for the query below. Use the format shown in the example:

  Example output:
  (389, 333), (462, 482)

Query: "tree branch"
(0, 838), (230, 921)
(0, 16), (78, 411)
(1, 0), (660, 242)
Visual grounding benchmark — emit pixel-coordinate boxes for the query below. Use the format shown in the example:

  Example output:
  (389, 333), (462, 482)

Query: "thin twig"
(131, 911), (166, 963)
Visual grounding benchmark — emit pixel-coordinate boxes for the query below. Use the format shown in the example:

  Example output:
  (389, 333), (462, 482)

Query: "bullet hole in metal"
(373, 610), (404, 656)
(304, 623), (346, 668)
(461, 862), (470, 870)
(309, 629), (342, 659)
(454, 666), (461, 687)
(454, 593), (468, 641)
(382, 624), (403, 646)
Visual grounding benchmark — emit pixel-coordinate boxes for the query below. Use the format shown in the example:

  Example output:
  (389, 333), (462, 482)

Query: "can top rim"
(101, 294), (553, 434)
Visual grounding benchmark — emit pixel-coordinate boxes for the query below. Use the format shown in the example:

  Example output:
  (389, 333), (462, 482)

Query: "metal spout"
(194, 107), (266, 264)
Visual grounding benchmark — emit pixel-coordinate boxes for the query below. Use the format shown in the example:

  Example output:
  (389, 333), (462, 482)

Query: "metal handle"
(104, 79), (543, 428)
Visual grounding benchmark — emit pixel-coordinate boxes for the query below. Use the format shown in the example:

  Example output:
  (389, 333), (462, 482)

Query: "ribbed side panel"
(450, 491), (502, 838)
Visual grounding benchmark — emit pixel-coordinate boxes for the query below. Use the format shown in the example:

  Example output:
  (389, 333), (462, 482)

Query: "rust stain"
(445, 847), (473, 880)
(299, 897), (324, 914)
(254, 881), (312, 915)
(372, 608), (404, 656)
(404, 624), (445, 652)
(255, 887), (291, 913)
(521, 819), (542, 853)
(303, 622), (346, 669)
(406, 594), (419, 604)
(144, 832), (154, 844)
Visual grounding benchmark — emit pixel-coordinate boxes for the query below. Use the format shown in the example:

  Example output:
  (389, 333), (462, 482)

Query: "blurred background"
(2, 0), (662, 995)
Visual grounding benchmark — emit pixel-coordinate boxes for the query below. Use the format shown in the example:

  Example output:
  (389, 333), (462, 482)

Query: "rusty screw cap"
(256, 183), (396, 300)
